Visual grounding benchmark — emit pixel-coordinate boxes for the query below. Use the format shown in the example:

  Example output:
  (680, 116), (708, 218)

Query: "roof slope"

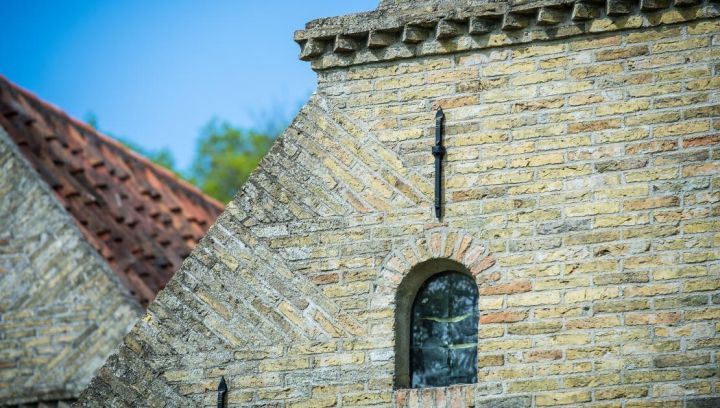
(0, 75), (224, 307)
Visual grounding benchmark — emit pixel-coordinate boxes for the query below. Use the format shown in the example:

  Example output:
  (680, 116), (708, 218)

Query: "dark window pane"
(410, 271), (478, 388)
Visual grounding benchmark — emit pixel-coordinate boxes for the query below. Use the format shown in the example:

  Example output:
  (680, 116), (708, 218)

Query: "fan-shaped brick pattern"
(372, 228), (495, 310)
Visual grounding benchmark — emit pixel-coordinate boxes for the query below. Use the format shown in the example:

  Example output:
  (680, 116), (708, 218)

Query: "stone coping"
(294, 0), (719, 70)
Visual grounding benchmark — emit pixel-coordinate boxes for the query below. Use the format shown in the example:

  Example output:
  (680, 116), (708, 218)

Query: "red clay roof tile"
(0, 75), (224, 307)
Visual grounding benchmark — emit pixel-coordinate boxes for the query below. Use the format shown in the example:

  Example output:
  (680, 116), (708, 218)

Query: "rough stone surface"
(79, 0), (719, 406)
(0, 128), (141, 405)
(295, 0), (720, 70)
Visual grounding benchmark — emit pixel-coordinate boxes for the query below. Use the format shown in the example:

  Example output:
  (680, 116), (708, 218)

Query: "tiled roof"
(0, 75), (224, 307)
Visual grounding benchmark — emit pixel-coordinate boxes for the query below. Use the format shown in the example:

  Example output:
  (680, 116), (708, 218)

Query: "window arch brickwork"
(372, 228), (496, 311)
(370, 228), (497, 390)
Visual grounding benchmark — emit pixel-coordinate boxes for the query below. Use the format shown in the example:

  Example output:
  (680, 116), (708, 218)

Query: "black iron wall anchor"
(217, 376), (227, 408)
(432, 108), (446, 219)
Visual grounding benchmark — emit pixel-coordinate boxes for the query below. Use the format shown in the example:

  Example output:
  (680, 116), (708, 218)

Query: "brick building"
(0, 77), (223, 406)
(78, 0), (719, 406)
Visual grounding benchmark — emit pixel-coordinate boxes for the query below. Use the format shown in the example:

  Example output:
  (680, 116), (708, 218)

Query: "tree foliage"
(85, 111), (284, 204)
(189, 119), (276, 203)
(117, 138), (179, 173)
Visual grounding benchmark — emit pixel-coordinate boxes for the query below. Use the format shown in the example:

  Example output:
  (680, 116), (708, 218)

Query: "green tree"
(189, 119), (276, 203)
(84, 106), (294, 203)
(116, 137), (178, 172)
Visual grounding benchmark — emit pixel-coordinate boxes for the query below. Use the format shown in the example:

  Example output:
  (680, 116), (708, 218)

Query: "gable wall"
(0, 128), (141, 405)
(311, 16), (720, 407)
(78, 11), (719, 408)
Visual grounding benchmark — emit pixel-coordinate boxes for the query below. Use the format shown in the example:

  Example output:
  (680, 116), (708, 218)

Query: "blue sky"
(1, 0), (377, 169)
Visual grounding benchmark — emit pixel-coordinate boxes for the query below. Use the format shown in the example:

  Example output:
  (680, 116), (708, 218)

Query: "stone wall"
(0, 128), (141, 405)
(78, 2), (719, 407)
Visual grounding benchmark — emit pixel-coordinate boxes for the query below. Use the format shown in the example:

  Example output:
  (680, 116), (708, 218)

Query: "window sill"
(394, 384), (475, 407)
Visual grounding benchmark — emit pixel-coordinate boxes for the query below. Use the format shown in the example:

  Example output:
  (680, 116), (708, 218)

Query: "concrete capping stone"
(295, 0), (720, 70)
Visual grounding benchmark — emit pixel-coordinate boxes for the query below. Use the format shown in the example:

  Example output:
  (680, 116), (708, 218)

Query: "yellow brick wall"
(79, 12), (719, 408)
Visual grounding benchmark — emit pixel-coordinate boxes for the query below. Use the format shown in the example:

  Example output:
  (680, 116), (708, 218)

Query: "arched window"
(410, 271), (478, 388)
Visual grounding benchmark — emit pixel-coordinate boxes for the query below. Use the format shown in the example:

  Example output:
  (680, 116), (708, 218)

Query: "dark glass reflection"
(410, 271), (478, 388)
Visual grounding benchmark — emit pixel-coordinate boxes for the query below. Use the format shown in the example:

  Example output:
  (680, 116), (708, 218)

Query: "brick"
(507, 321), (563, 335)
(507, 379), (559, 393)
(626, 140), (677, 155)
(627, 27), (681, 43)
(482, 60), (536, 76)
(652, 38), (709, 53)
(566, 346), (619, 359)
(687, 77), (720, 91)
(512, 96), (565, 112)
(595, 386), (649, 400)
(510, 71), (564, 86)
(480, 310), (527, 324)
(627, 83), (682, 97)
(682, 134), (720, 148)
(566, 260), (617, 275)
(536, 391), (591, 406)
(655, 295), (708, 309)
(566, 202), (620, 217)
(566, 316), (621, 330)
(524, 349), (562, 362)
(597, 127), (650, 143)
(654, 121), (711, 137)
(564, 230), (621, 245)
(259, 358), (310, 372)
(570, 63), (623, 79)
(686, 308), (720, 321)
(569, 35), (621, 51)
(687, 397), (720, 408)
(596, 45), (649, 61)
(682, 247), (720, 263)
(595, 299), (650, 313)
(534, 305), (585, 319)
(566, 287), (620, 303)
(626, 312), (681, 326)
(624, 196), (679, 211)
(596, 100), (651, 116)
(653, 266), (707, 280)
(510, 153), (564, 168)
(539, 165), (593, 179)
(513, 43), (566, 59)
(625, 284), (679, 297)
(594, 214), (649, 227)
(478, 338), (533, 352)
(564, 373), (620, 388)
(569, 119), (622, 135)
(682, 162), (720, 177)
(593, 272), (650, 285)
(654, 353), (710, 368)
(480, 281), (531, 295)
(507, 291), (562, 307)
(568, 93), (604, 106)
(625, 370), (681, 383)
